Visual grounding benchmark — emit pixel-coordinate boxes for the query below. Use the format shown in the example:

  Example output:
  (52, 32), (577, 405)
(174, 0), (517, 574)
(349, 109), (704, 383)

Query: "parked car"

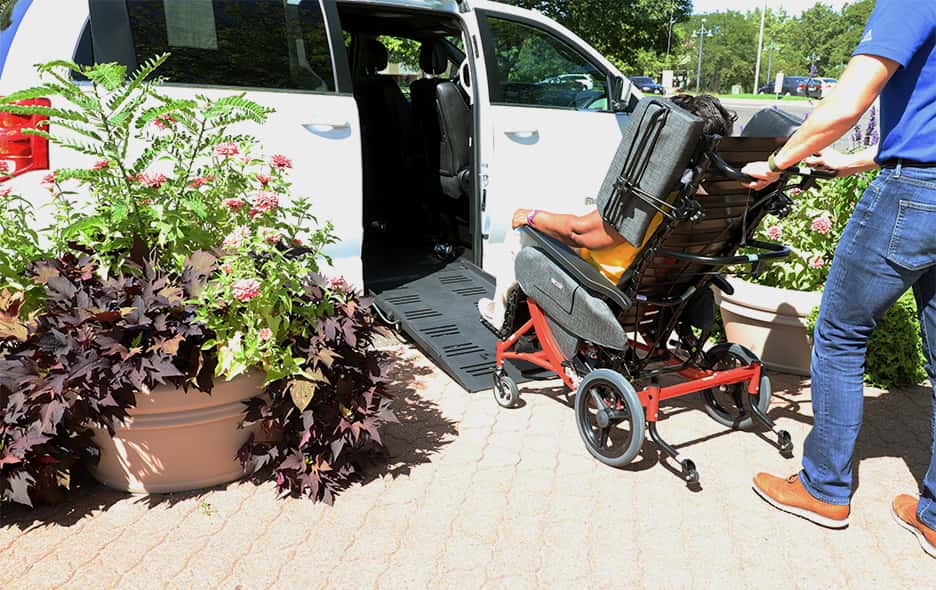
(629, 75), (665, 95)
(758, 75), (809, 96)
(806, 77), (838, 98)
(0, 0), (642, 388)
(540, 73), (595, 90)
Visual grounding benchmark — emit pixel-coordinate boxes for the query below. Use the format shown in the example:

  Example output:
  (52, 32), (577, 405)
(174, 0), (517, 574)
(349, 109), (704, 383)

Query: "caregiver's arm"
(741, 54), (898, 190)
(511, 208), (625, 250)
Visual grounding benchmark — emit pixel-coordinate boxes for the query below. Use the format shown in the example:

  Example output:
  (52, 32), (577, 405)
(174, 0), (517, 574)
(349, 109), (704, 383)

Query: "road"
(719, 97), (874, 152)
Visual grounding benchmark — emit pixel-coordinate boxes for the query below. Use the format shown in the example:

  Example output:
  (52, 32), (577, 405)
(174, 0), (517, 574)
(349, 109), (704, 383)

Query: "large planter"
(89, 372), (266, 494)
(716, 277), (823, 376)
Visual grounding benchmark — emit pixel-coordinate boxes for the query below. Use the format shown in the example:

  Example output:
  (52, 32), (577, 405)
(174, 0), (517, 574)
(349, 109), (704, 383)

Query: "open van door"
(473, 7), (630, 278)
(88, 0), (364, 287)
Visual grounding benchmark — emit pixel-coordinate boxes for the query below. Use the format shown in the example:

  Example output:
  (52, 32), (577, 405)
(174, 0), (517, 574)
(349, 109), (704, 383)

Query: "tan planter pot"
(715, 277), (823, 376)
(89, 372), (266, 494)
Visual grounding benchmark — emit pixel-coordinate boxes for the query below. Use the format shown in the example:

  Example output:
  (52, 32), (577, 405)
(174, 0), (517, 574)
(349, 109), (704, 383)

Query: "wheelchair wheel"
(575, 369), (645, 468)
(699, 343), (770, 430)
(493, 369), (520, 409)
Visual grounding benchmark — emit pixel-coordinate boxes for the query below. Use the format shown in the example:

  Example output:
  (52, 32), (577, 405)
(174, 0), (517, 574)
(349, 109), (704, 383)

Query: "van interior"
(338, 5), (526, 392)
(337, 5), (476, 291)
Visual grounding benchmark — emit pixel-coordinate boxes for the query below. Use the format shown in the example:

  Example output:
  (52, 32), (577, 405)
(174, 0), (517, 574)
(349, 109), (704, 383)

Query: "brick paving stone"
(6, 341), (936, 588)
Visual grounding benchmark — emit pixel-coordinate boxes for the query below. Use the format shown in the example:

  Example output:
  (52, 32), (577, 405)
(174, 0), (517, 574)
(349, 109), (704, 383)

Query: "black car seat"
(353, 39), (421, 237)
(409, 40), (472, 200)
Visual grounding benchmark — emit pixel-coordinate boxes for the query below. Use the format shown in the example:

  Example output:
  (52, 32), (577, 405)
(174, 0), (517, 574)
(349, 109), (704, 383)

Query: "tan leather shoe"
(892, 494), (936, 558)
(752, 472), (850, 528)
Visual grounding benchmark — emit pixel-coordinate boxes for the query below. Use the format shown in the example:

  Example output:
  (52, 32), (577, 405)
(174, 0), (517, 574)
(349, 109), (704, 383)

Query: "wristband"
(767, 150), (786, 173)
(527, 209), (540, 227)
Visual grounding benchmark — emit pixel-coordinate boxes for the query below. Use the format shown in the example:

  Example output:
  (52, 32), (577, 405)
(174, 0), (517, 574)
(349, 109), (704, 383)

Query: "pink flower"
(221, 263), (233, 274)
(215, 142), (240, 157)
(788, 187), (803, 197)
(270, 154), (292, 169)
(232, 278), (261, 302)
(0, 187), (11, 198)
(41, 172), (56, 190)
(329, 277), (350, 290)
(293, 238), (303, 246)
(766, 225), (782, 240)
(92, 159), (109, 171)
(138, 172), (168, 189)
(256, 174), (271, 186)
(265, 232), (282, 244)
(222, 226), (251, 249)
(810, 215), (833, 235)
(188, 176), (209, 188)
(224, 198), (246, 211)
(258, 328), (273, 342)
(809, 255), (825, 269)
(253, 191), (279, 213)
(248, 207), (260, 218)
(152, 115), (175, 129)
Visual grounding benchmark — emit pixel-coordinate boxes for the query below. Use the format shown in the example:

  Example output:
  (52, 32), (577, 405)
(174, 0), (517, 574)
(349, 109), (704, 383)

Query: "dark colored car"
(629, 76), (665, 95)
(758, 75), (809, 96)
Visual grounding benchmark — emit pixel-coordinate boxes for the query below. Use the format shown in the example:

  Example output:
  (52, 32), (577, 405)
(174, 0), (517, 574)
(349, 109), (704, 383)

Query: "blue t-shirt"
(853, 0), (936, 163)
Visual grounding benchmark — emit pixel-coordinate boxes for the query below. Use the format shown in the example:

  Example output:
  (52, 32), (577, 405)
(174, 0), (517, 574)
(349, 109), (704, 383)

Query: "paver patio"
(3, 336), (936, 589)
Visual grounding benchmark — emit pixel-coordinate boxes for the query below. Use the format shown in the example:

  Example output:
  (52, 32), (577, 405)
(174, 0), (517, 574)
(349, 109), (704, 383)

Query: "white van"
(0, 0), (639, 390)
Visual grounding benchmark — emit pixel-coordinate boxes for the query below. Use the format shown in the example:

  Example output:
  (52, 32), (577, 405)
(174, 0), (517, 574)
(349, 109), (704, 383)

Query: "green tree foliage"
(504, 0), (693, 74)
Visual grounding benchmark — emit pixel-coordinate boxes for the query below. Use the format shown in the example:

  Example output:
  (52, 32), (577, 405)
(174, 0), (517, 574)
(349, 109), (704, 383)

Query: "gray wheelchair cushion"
(515, 246), (628, 351)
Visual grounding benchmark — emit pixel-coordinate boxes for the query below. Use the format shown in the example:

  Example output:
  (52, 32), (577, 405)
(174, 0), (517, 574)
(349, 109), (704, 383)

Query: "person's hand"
(740, 161), (782, 191)
(804, 148), (852, 177)
(511, 208), (530, 229)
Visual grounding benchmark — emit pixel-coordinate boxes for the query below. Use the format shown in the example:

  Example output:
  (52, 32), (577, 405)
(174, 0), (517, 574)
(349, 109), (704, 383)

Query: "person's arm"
(511, 208), (625, 250)
(741, 54), (899, 190)
(803, 145), (880, 177)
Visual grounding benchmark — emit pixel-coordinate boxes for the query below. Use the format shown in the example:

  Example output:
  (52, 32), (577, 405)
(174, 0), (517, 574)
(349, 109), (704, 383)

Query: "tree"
(504, 0), (692, 74)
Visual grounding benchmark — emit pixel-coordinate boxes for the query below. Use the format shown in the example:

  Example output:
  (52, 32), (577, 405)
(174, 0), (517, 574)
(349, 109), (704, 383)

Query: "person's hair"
(670, 93), (737, 137)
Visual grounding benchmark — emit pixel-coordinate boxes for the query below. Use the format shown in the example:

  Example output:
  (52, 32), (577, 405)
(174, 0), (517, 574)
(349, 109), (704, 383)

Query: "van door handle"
(504, 129), (538, 137)
(302, 121), (350, 132)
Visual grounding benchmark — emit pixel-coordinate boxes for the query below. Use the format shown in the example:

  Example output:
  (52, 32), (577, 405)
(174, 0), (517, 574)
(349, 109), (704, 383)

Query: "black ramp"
(372, 259), (529, 392)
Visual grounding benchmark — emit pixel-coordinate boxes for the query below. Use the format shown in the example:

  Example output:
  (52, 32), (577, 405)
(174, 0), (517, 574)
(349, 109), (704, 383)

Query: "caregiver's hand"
(740, 161), (781, 191)
(805, 146), (880, 177)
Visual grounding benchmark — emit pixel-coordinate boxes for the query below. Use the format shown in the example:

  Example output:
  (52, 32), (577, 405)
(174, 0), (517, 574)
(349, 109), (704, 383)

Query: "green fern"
(107, 53), (170, 112)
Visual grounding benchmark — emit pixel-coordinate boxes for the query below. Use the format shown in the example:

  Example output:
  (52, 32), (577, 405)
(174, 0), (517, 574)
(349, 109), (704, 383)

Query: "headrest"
(362, 39), (389, 73)
(419, 41), (448, 75)
(741, 107), (801, 138)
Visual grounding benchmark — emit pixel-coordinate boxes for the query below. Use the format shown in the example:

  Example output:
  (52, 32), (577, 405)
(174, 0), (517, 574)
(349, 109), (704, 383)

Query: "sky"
(693, 0), (851, 15)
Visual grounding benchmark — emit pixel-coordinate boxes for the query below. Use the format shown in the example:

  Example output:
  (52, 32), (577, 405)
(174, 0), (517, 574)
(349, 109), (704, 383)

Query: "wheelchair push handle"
(706, 150), (837, 184)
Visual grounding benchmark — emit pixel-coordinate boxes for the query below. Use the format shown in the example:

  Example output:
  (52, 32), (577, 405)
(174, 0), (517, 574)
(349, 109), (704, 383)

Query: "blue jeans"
(801, 164), (936, 528)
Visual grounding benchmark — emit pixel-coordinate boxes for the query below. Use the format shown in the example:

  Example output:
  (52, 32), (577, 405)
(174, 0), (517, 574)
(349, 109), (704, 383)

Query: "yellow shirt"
(579, 213), (664, 283)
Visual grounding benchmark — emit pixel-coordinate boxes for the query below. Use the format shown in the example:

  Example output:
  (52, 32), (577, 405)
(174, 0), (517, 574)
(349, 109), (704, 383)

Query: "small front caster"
(681, 458), (699, 484)
(493, 369), (520, 409)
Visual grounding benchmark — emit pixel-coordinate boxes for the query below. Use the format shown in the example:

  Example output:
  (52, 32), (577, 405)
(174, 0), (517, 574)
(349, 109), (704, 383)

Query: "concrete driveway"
(2, 339), (935, 589)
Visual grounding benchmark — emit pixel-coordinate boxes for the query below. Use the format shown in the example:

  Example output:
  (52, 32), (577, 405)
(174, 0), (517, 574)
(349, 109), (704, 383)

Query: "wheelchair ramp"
(371, 258), (530, 393)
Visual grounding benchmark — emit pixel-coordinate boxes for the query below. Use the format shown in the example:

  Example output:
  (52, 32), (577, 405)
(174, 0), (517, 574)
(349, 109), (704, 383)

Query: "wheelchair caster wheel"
(778, 430), (793, 454)
(493, 371), (520, 409)
(681, 459), (699, 484)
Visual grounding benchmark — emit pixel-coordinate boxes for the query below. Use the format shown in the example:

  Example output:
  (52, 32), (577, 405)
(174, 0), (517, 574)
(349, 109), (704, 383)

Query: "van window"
(482, 16), (609, 111)
(125, 0), (335, 92)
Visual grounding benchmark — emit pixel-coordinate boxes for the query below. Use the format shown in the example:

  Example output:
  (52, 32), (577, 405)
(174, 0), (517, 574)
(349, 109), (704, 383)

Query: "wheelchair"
(485, 99), (832, 484)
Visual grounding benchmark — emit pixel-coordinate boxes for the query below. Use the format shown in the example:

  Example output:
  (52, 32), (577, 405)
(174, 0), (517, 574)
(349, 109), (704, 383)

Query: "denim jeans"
(800, 164), (936, 528)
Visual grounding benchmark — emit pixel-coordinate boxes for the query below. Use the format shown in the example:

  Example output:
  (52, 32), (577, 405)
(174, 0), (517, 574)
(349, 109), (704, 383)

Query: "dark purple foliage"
(237, 274), (395, 505)
(0, 255), (213, 507)
(864, 105), (878, 146)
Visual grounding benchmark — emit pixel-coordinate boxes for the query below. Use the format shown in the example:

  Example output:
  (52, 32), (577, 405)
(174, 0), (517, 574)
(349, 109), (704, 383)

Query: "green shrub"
(807, 290), (928, 389)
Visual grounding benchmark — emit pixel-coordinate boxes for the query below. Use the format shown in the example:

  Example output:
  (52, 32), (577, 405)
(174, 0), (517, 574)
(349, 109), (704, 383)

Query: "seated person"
(479, 94), (736, 329)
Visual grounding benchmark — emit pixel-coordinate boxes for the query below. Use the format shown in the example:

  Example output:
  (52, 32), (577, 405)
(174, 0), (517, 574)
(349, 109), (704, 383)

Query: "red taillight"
(0, 97), (50, 181)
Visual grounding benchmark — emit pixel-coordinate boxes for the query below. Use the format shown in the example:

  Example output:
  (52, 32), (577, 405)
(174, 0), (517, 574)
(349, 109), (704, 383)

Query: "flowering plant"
(0, 57), (392, 506)
(751, 113), (880, 292)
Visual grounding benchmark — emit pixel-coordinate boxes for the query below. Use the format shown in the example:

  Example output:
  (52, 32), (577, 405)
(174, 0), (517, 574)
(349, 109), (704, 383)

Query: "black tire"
(699, 343), (771, 429)
(575, 369), (645, 468)
(493, 371), (520, 409)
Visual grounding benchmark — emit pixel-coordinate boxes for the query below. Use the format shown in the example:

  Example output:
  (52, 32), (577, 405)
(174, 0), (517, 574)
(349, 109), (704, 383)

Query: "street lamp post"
(693, 18), (711, 93)
(754, 0), (767, 93)
(665, 1), (675, 61)
(766, 43), (779, 85)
